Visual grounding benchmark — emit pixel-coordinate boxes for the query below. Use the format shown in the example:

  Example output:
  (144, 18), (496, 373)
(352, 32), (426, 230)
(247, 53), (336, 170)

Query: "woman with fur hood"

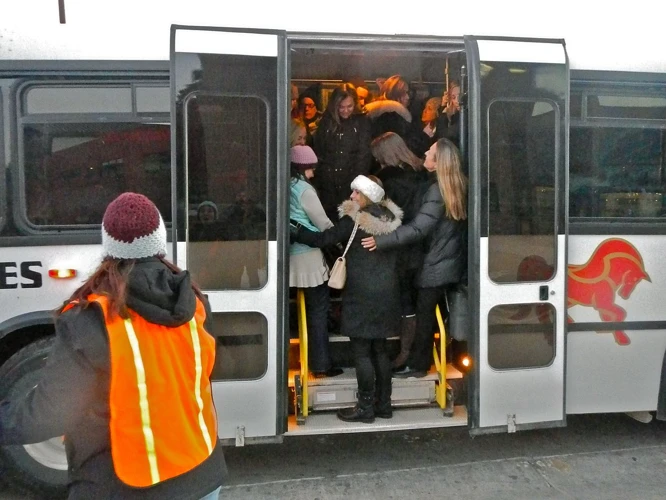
(292, 175), (403, 423)
(364, 75), (431, 157)
(361, 138), (468, 379)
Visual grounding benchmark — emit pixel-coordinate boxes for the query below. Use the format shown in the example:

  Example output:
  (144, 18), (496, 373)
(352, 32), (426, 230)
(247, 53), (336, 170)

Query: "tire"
(0, 337), (68, 499)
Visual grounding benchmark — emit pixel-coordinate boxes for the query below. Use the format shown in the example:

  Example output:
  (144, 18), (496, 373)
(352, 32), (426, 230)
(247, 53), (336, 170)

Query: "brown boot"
(393, 315), (416, 369)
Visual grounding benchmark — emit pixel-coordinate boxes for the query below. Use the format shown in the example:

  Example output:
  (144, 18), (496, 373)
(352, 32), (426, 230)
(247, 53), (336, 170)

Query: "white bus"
(1, 2), (666, 496)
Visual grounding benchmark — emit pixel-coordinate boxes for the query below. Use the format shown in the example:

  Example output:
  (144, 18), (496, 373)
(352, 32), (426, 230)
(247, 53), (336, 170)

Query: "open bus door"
(170, 26), (289, 443)
(464, 37), (569, 433)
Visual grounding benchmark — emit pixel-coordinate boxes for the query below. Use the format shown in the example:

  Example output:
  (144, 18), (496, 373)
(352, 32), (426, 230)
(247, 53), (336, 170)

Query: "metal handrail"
(296, 289), (308, 417)
(433, 304), (448, 409)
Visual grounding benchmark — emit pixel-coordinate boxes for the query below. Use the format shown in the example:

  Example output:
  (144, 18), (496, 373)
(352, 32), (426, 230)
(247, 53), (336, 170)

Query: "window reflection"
(487, 99), (557, 283)
(570, 127), (666, 218)
(185, 93), (268, 290)
(209, 312), (267, 380)
(488, 303), (555, 369)
(23, 123), (171, 226)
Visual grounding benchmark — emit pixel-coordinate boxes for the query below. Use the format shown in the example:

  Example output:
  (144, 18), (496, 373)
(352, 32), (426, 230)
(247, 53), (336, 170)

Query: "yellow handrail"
(433, 304), (447, 409)
(296, 289), (308, 417)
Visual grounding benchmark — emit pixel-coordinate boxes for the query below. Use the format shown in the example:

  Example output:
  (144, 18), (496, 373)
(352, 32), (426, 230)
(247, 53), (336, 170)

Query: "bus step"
(294, 367), (440, 412)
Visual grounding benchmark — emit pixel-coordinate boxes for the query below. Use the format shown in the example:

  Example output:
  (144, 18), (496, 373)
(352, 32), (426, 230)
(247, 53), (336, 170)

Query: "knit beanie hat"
(102, 192), (167, 260)
(291, 145), (318, 170)
(351, 175), (385, 203)
(197, 200), (219, 220)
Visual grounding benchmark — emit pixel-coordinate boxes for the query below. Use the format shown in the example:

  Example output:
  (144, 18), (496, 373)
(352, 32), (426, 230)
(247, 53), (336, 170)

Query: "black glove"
(289, 219), (302, 244)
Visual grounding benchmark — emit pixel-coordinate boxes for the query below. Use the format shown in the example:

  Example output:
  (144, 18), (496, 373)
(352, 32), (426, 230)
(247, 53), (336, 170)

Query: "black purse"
(445, 283), (469, 342)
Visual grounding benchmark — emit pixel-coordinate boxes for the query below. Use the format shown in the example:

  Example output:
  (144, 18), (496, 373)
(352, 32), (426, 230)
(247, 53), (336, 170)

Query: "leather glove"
(289, 219), (302, 244)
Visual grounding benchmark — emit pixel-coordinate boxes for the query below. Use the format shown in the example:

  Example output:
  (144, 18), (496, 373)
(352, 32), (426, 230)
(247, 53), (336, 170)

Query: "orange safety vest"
(74, 294), (218, 487)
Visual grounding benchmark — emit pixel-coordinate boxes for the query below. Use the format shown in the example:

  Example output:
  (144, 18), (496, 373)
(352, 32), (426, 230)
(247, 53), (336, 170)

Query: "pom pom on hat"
(291, 145), (318, 166)
(351, 175), (385, 204)
(102, 192), (167, 260)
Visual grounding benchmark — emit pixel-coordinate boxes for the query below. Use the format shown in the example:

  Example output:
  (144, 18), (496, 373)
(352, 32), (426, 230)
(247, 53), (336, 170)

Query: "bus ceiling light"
(48, 269), (77, 279)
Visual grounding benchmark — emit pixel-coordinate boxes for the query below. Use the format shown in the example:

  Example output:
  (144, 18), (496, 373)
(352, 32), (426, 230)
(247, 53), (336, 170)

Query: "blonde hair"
(356, 175), (384, 207)
(289, 118), (306, 147)
(379, 75), (409, 102)
(434, 138), (467, 221)
(371, 132), (423, 171)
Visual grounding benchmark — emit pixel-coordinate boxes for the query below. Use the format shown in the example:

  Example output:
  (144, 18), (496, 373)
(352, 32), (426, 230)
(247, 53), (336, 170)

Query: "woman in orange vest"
(0, 192), (226, 499)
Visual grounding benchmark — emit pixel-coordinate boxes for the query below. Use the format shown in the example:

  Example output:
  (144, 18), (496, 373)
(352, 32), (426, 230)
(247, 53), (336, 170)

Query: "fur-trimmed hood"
(364, 99), (412, 123)
(338, 199), (403, 236)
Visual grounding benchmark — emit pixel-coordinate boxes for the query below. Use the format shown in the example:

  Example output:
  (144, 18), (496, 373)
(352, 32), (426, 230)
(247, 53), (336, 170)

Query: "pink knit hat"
(290, 145), (318, 167)
(102, 192), (167, 259)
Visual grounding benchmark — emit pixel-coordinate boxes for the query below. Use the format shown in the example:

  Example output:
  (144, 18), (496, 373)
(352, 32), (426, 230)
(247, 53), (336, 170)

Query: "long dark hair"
(59, 257), (204, 319)
(325, 84), (358, 130)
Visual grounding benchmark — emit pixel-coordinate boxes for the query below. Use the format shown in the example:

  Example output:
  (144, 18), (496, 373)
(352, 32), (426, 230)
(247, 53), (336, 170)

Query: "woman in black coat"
(312, 83), (372, 221)
(293, 175), (403, 423)
(371, 132), (430, 369)
(362, 138), (467, 378)
(364, 75), (431, 158)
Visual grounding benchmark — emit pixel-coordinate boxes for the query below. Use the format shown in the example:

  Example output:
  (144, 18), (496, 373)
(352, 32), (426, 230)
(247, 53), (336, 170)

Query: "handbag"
(327, 218), (359, 290)
(445, 283), (469, 341)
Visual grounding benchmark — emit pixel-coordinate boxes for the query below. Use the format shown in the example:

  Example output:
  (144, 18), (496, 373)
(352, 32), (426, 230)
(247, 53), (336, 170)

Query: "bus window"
(24, 86), (133, 114)
(570, 127), (666, 219)
(569, 88), (666, 220)
(488, 303), (555, 369)
(0, 86), (5, 236)
(209, 312), (268, 380)
(18, 83), (171, 231)
(185, 93), (268, 290)
(487, 99), (558, 283)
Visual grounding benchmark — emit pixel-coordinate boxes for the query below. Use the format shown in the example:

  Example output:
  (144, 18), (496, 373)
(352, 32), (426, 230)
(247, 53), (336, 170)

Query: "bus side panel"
(566, 234), (666, 414)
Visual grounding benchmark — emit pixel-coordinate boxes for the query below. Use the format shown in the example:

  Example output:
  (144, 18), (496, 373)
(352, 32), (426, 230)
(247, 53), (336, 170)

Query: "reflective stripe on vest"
(89, 294), (218, 487)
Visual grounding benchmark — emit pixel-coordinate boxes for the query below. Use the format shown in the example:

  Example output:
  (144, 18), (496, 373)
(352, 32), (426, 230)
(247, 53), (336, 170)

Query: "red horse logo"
(515, 238), (650, 345)
(568, 238), (650, 345)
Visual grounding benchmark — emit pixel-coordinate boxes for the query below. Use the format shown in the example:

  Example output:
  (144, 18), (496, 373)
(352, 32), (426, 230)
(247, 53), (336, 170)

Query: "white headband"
(351, 175), (385, 203)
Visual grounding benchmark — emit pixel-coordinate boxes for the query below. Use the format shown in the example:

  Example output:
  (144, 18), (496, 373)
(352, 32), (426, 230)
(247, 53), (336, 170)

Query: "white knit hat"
(351, 175), (385, 203)
(102, 192), (167, 259)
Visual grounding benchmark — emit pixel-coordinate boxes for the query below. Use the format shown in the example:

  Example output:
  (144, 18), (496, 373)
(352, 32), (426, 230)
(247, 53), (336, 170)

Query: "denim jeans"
(303, 283), (333, 372)
(199, 486), (222, 500)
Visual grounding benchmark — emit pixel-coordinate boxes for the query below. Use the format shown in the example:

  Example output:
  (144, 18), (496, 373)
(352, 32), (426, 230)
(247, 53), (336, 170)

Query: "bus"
(1, 2), (666, 496)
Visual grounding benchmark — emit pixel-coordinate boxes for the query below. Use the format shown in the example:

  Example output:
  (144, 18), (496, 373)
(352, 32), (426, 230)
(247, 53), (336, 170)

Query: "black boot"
(393, 316), (416, 369)
(337, 391), (375, 423)
(374, 382), (393, 419)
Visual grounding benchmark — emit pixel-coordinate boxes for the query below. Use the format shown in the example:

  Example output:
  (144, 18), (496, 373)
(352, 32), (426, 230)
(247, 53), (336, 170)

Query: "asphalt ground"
(2, 412), (665, 499)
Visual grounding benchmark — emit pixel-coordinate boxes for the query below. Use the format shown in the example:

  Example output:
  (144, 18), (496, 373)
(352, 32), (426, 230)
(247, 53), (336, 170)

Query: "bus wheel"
(0, 337), (68, 498)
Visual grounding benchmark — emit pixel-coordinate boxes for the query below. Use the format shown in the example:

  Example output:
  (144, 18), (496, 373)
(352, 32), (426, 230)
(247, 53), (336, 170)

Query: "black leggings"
(349, 337), (392, 395)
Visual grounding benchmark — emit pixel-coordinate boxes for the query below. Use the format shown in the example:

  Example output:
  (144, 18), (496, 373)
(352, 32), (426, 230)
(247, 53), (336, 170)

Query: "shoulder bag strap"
(341, 216), (360, 258)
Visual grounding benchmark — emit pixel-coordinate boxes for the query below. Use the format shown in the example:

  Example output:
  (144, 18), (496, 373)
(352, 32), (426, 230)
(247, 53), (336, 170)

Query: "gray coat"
(374, 179), (465, 289)
(295, 199), (403, 339)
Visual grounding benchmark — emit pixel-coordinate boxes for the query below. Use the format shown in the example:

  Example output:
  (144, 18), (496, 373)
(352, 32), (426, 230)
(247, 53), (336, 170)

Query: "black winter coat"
(436, 110), (460, 147)
(312, 113), (372, 216)
(375, 165), (430, 271)
(365, 100), (431, 157)
(373, 178), (466, 288)
(0, 259), (226, 500)
(295, 199), (403, 339)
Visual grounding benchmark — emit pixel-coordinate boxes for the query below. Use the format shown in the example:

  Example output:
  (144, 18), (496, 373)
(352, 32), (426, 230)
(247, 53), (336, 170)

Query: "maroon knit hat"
(102, 192), (167, 259)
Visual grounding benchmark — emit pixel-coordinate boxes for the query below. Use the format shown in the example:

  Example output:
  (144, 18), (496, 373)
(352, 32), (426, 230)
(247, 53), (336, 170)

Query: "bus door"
(464, 36), (569, 432)
(171, 26), (289, 443)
